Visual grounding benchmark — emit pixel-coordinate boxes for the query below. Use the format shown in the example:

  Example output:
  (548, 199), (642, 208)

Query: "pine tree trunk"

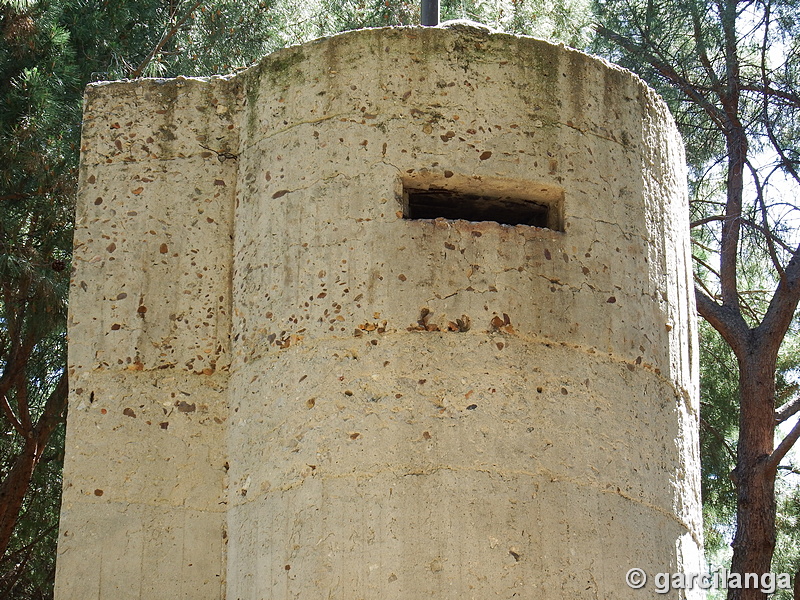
(727, 353), (778, 600)
(0, 372), (67, 559)
(794, 571), (799, 600)
(0, 438), (38, 558)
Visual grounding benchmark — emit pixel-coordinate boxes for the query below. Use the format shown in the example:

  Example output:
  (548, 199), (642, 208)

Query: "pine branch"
(767, 416), (800, 476)
(700, 414), (737, 462)
(595, 24), (727, 129)
(695, 286), (750, 356)
(130, 0), (206, 79)
(775, 395), (800, 424)
(0, 394), (25, 437)
(691, 214), (727, 228)
(756, 244), (800, 358)
(741, 83), (800, 109)
(0, 523), (58, 569)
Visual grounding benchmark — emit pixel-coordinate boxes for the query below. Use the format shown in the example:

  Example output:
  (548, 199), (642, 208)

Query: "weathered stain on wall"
(56, 24), (702, 600)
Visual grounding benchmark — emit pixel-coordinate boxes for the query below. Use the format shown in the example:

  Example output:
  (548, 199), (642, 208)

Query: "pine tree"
(0, 1), (78, 596)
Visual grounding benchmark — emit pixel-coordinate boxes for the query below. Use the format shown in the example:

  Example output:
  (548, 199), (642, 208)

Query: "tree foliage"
(0, 2), (76, 596)
(301, 0), (593, 46)
(699, 321), (739, 556)
(58, 0), (288, 80)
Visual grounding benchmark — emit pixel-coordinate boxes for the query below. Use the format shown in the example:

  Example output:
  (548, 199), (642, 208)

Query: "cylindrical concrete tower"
(227, 24), (701, 599)
(56, 23), (701, 600)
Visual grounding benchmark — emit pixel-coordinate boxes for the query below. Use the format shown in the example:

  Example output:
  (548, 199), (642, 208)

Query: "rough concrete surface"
(56, 24), (702, 600)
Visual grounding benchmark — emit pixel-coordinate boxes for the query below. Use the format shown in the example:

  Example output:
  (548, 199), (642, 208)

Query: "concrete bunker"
(56, 24), (702, 600)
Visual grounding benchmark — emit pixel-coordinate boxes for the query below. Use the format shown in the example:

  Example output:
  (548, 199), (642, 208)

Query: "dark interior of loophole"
(404, 188), (551, 228)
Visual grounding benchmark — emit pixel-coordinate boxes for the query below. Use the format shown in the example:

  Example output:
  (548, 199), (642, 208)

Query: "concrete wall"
(56, 76), (238, 599)
(56, 24), (702, 600)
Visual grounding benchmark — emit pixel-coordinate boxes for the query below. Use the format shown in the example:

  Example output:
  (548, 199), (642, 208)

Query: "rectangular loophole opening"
(401, 177), (563, 231)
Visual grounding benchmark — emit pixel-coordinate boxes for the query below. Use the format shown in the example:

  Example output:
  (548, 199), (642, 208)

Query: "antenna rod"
(421, 0), (439, 26)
